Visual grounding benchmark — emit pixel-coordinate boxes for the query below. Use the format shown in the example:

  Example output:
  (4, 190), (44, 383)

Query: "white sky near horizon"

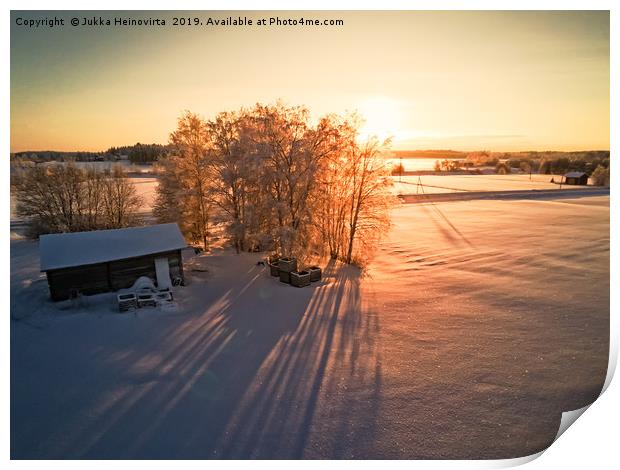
(10, 10), (609, 152)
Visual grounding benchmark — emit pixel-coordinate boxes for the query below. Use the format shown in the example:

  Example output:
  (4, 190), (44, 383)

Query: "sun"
(357, 96), (403, 142)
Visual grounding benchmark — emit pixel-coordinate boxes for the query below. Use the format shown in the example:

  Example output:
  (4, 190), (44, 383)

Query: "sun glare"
(357, 96), (403, 142)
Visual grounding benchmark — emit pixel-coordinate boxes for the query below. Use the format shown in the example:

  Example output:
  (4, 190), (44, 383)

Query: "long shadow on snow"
(56, 260), (381, 459)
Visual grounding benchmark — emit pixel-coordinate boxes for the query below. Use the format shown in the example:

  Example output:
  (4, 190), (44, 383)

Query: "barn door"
(154, 257), (172, 289)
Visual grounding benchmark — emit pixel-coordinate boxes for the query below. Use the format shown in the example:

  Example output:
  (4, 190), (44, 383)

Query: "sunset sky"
(11, 10), (609, 152)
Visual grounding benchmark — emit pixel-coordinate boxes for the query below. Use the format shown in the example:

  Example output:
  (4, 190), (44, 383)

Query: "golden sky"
(10, 11), (609, 152)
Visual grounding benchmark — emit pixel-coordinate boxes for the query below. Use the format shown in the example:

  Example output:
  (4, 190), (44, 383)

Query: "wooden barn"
(563, 171), (589, 186)
(40, 223), (187, 301)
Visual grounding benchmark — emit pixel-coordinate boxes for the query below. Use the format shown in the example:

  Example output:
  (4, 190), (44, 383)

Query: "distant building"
(563, 171), (588, 186)
(40, 223), (187, 301)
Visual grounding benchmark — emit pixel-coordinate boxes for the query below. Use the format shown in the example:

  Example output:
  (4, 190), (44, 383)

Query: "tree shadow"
(40, 259), (381, 459)
(420, 202), (473, 247)
(213, 261), (383, 458)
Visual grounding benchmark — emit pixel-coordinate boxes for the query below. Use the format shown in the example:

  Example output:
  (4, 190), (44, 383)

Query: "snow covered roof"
(40, 223), (187, 271)
(564, 171), (587, 178)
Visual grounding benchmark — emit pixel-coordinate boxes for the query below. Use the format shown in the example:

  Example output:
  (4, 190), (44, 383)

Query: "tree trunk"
(346, 226), (356, 264)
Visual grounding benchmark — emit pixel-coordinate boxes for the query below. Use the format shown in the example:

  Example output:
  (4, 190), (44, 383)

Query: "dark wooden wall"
(566, 175), (588, 185)
(46, 250), (183, 301)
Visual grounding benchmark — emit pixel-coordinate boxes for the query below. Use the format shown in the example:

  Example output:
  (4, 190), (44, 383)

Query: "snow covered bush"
(495, 162), (511, 174)
(591, 164), (610, 186)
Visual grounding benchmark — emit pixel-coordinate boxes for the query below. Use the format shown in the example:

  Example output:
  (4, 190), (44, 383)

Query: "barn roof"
(564, 171), (587, 178)
(40, 223), (187, 272)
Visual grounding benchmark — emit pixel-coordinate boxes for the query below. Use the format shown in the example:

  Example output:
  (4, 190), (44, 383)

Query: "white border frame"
(3, 1), (617, 468)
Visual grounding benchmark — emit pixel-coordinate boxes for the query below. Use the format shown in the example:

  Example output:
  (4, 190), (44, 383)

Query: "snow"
(10, 174), (159, 241)
(39, 223), (187, 271)
(392, 173), (589, 195)
(11, 195), (609, 459)
(131, 176), (159, 214)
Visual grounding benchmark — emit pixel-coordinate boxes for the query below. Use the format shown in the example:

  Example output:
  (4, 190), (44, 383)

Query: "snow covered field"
(10, 196), (609, 459)
(131, 176), (159, 214)
(393, 173), (590, 195)
(11, 173), (591, 235)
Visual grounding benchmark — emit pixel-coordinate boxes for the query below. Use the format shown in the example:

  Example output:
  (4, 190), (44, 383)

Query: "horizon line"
(10, 147), (612, 155)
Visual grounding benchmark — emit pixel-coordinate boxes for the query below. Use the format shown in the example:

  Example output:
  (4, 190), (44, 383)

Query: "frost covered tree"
(155, 103), (395, 266)
(248, 103), (345, 256)
(12, 163), (142, 237)
(152, 157), (184, 225)
(12, 163), (83, 234)
(315, 133), (394, 265)
(342, 137), (394, 265)
(313, 116), (358, 260)
(205, 111), (259, 253)
(100, 166), (143, 229)
(155, 111), (213, 250)
(495, 161), (511, 174)
(591, 165), (610, 186)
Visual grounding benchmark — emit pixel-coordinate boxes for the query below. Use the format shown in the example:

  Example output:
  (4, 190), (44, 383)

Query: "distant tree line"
(537, 156), (609, 175)
(12, 150), (106, 163)
(396, 149), (609, 161)
(107, 143), (171, 164)
(428, 151), (610, 177)
(13, 143), (172, 165)
(155, 103), (395, 266)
